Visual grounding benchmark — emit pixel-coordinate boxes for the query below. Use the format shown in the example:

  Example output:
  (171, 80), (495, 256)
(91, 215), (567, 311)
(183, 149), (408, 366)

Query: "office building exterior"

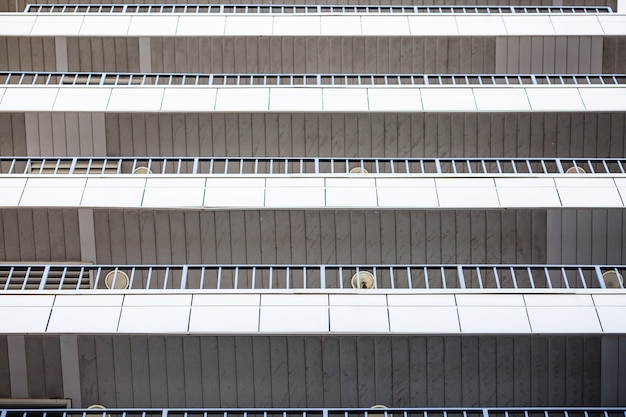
(0, 0), (625, 413)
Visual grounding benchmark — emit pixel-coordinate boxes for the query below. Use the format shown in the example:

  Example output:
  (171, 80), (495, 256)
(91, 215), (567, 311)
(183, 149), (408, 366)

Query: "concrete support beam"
(60, 335), (82, 407)
(7, 335), (28, 398)
(78, 208), (97, 263)
(55, 37), (68, 72)
(138, 37), (151, 73)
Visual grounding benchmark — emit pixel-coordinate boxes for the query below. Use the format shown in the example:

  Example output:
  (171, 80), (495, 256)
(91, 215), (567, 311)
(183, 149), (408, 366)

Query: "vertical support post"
(39, 265), (50, 290)
(596, 266), (606, 289)
(55, 37), (68, 72)
(457, 265), (466, 289)
(180, 265), (188, 289)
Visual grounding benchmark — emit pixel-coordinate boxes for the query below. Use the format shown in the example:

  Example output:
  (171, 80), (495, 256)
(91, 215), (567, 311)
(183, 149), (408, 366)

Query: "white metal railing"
(1, 264), (624, 290)
(2, 72), (625, 87)
(2, 157), (624, 175)
(22, 4), (615, 14)
(4, 409), (626, 417)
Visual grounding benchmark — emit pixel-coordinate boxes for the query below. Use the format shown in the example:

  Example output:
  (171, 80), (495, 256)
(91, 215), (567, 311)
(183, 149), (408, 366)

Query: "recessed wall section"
(0, 334), (606, 408)
(0, 208), (81, 262)
(0, 35), (612, 73)
(103, 112), (626, 159)
(89, 208), (547, 265)
(3, 112), (625, 159)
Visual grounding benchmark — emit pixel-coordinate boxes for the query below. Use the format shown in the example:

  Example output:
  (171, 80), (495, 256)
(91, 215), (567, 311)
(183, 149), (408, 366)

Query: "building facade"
(0, 0), (625, 411)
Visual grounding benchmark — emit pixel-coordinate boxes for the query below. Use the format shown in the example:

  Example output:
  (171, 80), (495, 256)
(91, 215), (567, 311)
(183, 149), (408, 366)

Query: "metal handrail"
(1, 157), (625, 175)
(0, 263), (623, 290)
(22, 4), (614, 14)
(2, 72), (625, 87)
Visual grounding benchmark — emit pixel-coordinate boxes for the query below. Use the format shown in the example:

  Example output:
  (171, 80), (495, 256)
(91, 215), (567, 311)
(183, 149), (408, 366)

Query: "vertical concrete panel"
(590, 36), (604, 73)
(24, 112), (41, 156)
(77, 113), (94, 156)
(0, 337), (9, 397)
(55, 36), (68, 72)
(38, 113), (54, 155)
(139, 37), (151, 72)
(60, 335), (82, 407)
(518, 36), (531, 73)
(7, 335), (28, 398)
(51, 113), (67, 156)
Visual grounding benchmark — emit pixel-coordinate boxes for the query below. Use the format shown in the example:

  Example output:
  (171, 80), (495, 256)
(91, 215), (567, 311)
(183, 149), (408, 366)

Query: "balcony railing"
(2, 72), (625, 87)
(22, 4), (614, 14)
(1, 263), (624, 290)
(2, 408), (626, 417)
(1, 157), (624, 175)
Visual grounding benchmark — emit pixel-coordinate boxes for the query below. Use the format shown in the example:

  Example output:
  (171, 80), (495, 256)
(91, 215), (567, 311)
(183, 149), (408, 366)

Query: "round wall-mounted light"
(351, 271), (375, 289)
(350, 166), (368, 174)
(133, 166), (152, 174)
(370, 405), (392, 417)
(104, 270), (130, 289)
(87, 405), (110, 417)
(602, 270), (624, 288)
(565, 166), (586, 174)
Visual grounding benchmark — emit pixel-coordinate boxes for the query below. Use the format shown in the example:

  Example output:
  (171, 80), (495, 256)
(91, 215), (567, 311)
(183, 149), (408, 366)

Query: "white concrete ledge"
(1, 85), (624, 112)
(0, 13), (624, 37)
(2, 174), (626, 209)
(1, 292), (624, 334)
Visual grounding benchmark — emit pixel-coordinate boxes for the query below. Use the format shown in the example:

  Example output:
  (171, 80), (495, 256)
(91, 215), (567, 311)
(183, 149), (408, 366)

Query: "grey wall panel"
(0, 113), (27, 161)
(494, 36), (604, 73)
(91, 209), (547, 266)
(9, 110), (626, 159)
(102, 112), (626, 159)
(182, 337), (204, 406)
(24, 336), (64, 399)
(60, 335), (82, 407)
(618, 336), (626, 405)
(77, 335), (99, 406)
(146, 36), (586, 74)
(0, 37), (56, 71)
(23, 112), (106, 157)
(7, 336), (28, 398)
(0, 208), (81, 262)
(0, 35), (603, 74)
(583, 337), (602, 405)
(129, 336), (151, 407)
(602, 37), (626, 73)
(566, 336), (585, 405)
(55, 335), (607, 407)
(545, 209), (626, 265)
(111, 336), (133, 407)
(0, 336), (10, 397)
(66, 37), (140, 72)
(147, 337), (169, 407)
